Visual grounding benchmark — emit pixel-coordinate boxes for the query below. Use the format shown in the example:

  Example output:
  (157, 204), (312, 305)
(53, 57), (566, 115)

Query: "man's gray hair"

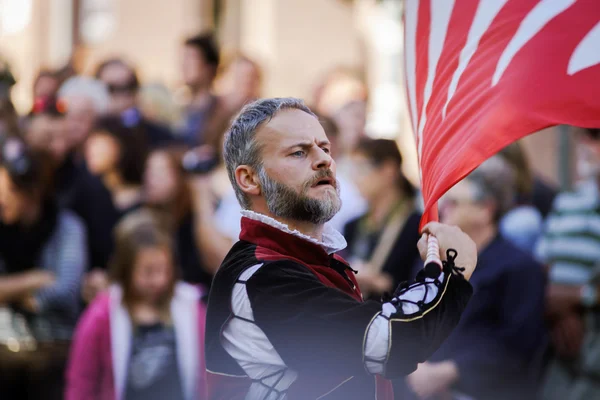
(223, 97), (316, 209)
(58, 76), (110, 114)
(467, 155), (516, 222)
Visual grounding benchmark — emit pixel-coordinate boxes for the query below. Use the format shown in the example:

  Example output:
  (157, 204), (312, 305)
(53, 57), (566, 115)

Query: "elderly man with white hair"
(58, 76), (110, 155)
(55, 77), (123, 303)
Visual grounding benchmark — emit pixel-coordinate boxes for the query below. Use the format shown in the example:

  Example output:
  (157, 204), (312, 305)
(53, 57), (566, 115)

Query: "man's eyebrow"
(285, 140), (331, 151)
(285, 141), (312, 150)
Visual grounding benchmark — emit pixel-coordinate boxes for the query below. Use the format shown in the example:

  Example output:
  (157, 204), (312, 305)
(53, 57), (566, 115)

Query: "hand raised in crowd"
(15, 270), (55, 313)
(25, 269), (55, 290)
(418, 222), (478, 280)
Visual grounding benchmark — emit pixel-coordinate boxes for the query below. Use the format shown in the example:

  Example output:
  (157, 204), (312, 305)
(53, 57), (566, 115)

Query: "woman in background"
(343, 138), (421, 299)
(0, 136), (87, 399)
(81, 116), (148, 302)
(498, 142), (548, 254)
(143, 147), (216, 289)
(66, 210), (207, 400)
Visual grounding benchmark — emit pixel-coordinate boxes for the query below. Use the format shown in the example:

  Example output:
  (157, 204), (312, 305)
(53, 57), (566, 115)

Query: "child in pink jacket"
(65, 211), (207, 400)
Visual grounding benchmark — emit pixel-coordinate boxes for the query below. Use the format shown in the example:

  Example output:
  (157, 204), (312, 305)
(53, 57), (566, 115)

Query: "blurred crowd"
(0, 30), (599, 400)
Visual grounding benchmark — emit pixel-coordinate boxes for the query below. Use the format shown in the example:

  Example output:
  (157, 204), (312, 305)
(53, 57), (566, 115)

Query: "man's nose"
(312, 147), (333, 170)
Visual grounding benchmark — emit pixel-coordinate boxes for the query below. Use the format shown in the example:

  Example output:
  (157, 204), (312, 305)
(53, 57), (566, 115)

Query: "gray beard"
(258, 168), (342, 225)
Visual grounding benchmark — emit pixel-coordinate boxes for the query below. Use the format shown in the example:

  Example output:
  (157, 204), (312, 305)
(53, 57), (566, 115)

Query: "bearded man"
(204, 98), (478, 400)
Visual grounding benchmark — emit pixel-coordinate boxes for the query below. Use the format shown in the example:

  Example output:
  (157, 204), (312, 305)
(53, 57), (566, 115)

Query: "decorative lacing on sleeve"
(363, 249), (464, 375)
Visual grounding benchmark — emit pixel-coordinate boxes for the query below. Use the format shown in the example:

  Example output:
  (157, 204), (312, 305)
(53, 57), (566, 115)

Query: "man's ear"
(235, 165), (261, 197)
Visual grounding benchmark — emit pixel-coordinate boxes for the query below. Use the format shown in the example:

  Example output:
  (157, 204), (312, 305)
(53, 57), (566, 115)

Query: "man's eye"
(291, 151), (305, 157)
(322, 147), (331, 154)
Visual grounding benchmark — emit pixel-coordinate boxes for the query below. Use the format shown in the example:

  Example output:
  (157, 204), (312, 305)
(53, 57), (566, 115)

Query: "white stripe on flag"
(568, 21), (600, 75)
(492, 0), (577, 86)
(404, 0), (420, 139)
(443, 0), (509, 118)
(417, 0), (455, 174)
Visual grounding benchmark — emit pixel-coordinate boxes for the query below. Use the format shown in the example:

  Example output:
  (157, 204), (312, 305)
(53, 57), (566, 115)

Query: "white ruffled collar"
(240, 210), (347, 254)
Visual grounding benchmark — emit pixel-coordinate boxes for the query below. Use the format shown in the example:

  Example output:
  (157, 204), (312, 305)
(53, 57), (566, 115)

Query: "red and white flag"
(404, 0), (600, 228)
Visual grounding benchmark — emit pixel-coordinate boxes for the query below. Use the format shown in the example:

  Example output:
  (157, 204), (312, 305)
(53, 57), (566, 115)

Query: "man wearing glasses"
(95, 58), (173, 148)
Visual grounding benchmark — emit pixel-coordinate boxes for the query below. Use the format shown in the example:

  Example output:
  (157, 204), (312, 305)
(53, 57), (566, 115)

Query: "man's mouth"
(312, 177), (334, 188)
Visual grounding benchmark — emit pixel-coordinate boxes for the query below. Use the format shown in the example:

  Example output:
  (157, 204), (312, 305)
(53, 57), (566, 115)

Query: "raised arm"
(244, 257), (472, 378)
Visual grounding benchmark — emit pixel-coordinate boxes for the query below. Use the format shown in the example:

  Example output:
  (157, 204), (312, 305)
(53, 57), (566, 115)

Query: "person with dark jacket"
(0, 137), (87, 400)
(81, 116), (148, 302)
(403, 156), (546, 400)
(205, 98), (477, 399)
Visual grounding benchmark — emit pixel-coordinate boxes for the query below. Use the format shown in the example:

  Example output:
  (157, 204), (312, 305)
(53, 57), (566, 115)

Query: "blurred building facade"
(0, 0), (569, 186)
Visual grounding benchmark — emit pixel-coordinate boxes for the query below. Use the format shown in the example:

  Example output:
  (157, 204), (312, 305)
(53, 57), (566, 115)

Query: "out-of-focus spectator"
(0, 59), (16, 100)
(139, 83), (182, 129)
(180, 33), (219, 144)
(143, 147), (214, 289)
(32, 70), (61, 104)
(538, 128), (600, 400)
(25, 96), (69, 163)
(318, 114), (368, 233)
(0, 137), (87, 400)
(342, 138), (420, 298)
(216, 52), (262, 114)
(0, 97), (19, 138)
(25, 96), (91, 206)
(85, 116), (147, 210)
(314, 68), (368, 158)
(499, 140), (558, 214)
(66, 210), (207, 400)
(95, 58), (174, 148)
(57, 76), (110, 156)
(498, 142), (545, 253)
(186, 146), (240, 275)
(81, 116), (147, 301)
(24, 95), (116, 281)
(180, 33), (232, 150)
(404, 156), (546, 400)
(0, 59), (17, 138)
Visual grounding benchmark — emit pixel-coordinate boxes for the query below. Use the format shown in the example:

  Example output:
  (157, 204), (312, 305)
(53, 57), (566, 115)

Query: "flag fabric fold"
(404, 0), (600, 229)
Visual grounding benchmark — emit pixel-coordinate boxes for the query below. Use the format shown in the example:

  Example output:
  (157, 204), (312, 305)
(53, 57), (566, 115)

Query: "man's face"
(65, 97), (96, 150)
(26, 115), (69, 163)
(99, 64), (138, 114)
(439, 179), (490, 231)
(181, 46), (213, 89)
(254, 109), (342, 224)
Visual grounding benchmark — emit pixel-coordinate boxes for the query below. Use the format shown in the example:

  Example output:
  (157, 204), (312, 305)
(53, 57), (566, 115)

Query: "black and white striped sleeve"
(242, 259), (472, 378)
(35, 212), (87, 317)
(363, 268), (472, 377)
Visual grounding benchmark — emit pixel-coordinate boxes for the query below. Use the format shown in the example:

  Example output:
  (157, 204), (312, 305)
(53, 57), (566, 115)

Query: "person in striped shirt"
(0, 136), (87, 399)
(539, 128), (600, 400)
